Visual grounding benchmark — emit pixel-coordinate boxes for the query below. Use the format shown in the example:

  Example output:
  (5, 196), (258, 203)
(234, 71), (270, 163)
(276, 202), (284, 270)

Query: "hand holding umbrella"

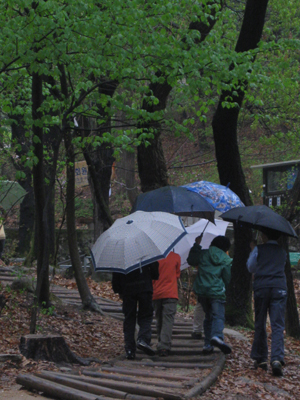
(195, 233), (203, 245)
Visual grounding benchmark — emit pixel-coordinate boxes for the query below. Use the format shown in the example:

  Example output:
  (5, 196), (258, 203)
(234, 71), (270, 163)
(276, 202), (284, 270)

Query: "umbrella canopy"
(91, 211), (187, 274)
(221, 205), (298, 238)
(174, 219), (229, 270)
(131, 186), (215, 222)
(0, 181), (27, 210)
(182, 181), (244, 212)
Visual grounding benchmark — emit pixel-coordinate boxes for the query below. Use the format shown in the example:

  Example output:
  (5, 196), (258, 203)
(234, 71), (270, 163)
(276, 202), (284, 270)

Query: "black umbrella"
(221, 205), (298, 238)
(131, 186), (215, 223)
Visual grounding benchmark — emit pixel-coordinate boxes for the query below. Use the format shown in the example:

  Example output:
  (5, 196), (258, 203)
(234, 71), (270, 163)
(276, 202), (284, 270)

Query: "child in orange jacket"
(152, 251), (181, 356)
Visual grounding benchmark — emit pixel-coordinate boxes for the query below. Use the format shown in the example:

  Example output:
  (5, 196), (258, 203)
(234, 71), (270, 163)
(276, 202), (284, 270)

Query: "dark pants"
(0, 240), (5, 259)
(251, 287), (287, 365)
(122, 291), (153, 353)
(198, 296), (225, 347)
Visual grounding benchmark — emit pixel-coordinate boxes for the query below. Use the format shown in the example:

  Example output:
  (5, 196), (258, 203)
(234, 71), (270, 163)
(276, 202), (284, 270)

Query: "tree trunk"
(85, 145), (114, 241)
(10, 114), (35, 256)
(44, 124), (62, 260)
(117, 150), (138, 206)
(137, 3), (224, 192)
(64, 127), (104, 313)
(280, 171), (300, 337)
(79, 79), (117, 240)
(226, 226), (253, 326)
(18, 174), (35, 257)
(281, 236), (300, 338)
(31, 72), (50, 311)
(212, 0), (269, 327)
(137, 122), (169, 192)
(19, 334), (92, 365)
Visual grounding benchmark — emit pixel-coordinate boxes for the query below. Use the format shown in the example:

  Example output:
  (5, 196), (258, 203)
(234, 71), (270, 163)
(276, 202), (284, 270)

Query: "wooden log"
(75, 370), (184, 388)
(0, 354), (22, 363)
(124, 360), (214, 369)
(99, 366), (193, 381)
(136, 347), (207, 362)
(185, 354), (226, 398)
(37, 371), (128, 399)
(19, 334), (96, 365)
(37, 370), (183, 400)
(135, 354), (215, 362)
(169, 342), (203, 348)
(38, 371), (157, 400)
(16, 374), (103, 400)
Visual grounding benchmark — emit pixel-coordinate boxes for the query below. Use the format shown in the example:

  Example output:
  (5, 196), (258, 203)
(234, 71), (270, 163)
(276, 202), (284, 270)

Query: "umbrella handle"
(196, 220), (210, 244)
(202, 220), (210, 233)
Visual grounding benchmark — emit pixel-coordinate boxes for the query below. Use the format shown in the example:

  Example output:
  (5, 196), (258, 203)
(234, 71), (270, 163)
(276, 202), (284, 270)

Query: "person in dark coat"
(247, 228), (287, 376)
(112, 262), (159, 360)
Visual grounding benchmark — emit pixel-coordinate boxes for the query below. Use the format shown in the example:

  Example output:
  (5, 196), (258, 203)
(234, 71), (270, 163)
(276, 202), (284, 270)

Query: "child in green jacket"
(187, 235), (232, 355)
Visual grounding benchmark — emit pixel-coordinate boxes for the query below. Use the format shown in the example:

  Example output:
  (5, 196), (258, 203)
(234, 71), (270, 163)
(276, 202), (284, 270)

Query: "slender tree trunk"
(64, 126), (104, 313)
(212, 0), (269, 326)
(117, 150), (138, 206)
(226, 226), (253, 326)
(57, 64), (104, 313)
(30, 72), (50, 332)
(44, 125), (61, 260)
(80, 79), (117, 239)
(280, 172), (300, 337)
(10, 115), (35, 256)
(18, 176), (35, 257)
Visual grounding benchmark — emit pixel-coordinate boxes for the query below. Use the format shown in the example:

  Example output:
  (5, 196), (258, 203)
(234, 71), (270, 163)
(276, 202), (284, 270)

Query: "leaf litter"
(0, 267), (299, 399)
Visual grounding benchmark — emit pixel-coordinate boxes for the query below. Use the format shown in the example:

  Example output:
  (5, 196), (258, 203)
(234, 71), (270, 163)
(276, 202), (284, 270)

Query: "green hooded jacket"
(187, 243), (232, 301)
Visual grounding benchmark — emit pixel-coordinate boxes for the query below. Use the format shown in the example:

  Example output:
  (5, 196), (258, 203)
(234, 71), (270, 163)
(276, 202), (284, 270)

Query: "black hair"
(259, 227), (281, 241)
(210, 235), (231, 252)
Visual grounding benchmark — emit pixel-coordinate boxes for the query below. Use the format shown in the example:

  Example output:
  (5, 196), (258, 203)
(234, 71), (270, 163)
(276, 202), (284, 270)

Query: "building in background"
(251, 160), (300, 208)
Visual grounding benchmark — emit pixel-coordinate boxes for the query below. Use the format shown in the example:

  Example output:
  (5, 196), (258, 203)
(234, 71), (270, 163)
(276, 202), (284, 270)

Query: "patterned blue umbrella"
(182, 181), (244, 212)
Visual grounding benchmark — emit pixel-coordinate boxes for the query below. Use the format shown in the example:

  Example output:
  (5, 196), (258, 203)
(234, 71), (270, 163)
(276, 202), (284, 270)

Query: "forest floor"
(0, 265), (300, 400)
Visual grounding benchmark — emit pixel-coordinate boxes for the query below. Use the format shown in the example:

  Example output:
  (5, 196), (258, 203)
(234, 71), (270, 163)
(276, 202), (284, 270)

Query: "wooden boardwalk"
(1, 267), (226, 399)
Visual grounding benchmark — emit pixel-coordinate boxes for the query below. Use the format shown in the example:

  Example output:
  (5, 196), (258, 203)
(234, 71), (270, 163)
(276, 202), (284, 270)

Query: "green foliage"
(40, 301), (55, 316)
(0, 0), (300, 219)
(0, 0), (264, 157)
(75, 197), (93, 219)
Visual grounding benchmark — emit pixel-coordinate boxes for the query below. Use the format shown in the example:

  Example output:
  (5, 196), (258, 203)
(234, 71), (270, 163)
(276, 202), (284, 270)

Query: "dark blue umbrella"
(131, 186), (215, 223)
(221, 205), (298, 238)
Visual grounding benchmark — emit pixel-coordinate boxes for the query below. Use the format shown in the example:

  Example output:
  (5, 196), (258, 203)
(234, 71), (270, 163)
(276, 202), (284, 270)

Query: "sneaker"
(126, 350), (135, 360)
(137, 340), (155, 356)
(191, 332), (202, 340)
(271, 360), (283, 377)
(158, 349), (170, 357)
(202, 345), (214, 354)
(254, 360), (268, 371)
(210, 336), (232, 355)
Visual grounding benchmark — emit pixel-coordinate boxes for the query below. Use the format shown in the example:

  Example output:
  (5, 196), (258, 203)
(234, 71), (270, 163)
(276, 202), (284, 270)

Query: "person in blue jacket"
(247, 227), (287, 377)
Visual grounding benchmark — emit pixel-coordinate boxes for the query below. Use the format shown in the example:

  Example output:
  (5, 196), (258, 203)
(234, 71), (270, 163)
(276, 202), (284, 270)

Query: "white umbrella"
(91, 211), (187, 274)
(173, 219), (229, 270)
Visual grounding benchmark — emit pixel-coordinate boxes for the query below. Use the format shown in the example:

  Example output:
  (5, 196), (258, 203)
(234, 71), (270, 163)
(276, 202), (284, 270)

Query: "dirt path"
(0, 385), (45, 400)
